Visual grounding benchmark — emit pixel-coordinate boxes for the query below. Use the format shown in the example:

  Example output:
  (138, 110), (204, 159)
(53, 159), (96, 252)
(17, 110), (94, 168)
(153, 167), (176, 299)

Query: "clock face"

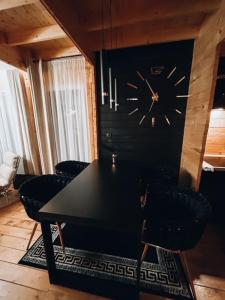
(125, 66), (190, 127)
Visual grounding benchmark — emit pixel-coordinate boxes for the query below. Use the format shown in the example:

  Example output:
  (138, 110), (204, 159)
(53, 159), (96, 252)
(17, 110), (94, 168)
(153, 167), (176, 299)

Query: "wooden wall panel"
(0, 45), (25, 70)
(179, 0), (225, 190)
(205, 110), (225, 155)
(85, 61), (98, 160)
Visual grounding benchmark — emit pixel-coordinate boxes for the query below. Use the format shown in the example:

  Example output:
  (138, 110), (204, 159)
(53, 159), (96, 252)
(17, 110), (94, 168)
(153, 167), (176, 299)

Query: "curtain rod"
(31, 54), (83, 63)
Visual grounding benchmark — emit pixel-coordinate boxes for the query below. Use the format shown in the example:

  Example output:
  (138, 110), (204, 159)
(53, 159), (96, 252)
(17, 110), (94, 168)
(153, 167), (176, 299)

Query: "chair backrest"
(142, 188), (211, 251)
(0, 152), (20, 186)
(19, 174), (71, 221)
(55, 160), (90, 177)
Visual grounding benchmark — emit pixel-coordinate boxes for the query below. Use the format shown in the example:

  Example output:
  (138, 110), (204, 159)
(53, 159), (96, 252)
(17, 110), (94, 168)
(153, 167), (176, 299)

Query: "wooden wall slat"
(179, 0), (225, 190)
(205, 110), (225, 155)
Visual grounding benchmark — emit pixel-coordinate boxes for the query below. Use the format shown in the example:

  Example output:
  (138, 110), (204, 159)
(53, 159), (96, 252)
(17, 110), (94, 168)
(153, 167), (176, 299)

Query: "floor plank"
(0, 209), (31, 221)
(195, 285), (225, 300)
(0, 216), (41, 231)
(0, 199), (224, 299)
(0, 224), (41, 240)
(187, 224), (225, 291)
(0, 260), (50, 291)
(0, 280), (110, 300)
(0, 245), (25, 264)
(0, 280), (46, 300)
(0, 234), (36, 251)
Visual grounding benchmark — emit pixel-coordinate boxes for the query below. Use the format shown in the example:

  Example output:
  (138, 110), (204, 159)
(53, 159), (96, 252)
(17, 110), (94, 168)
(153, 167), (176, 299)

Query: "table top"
(39, 160), (142, 233)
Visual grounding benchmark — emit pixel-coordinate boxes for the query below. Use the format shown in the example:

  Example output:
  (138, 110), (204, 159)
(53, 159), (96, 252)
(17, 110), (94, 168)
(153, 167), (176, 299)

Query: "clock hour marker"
(127, 82), (138, 89)
(126, 98), (138, 101)
(175, 109), (182, 114)
(109, 68), (113, 109)
(136, 71), (145, 81)
(176, 94), (191, 98)
(167, 67), (176, 79)
(151, 66), (164, 75)
(139, 115), (146, 125)
(128, 108), (139, 115)
(152, 117), (155, 127)
(174, 76), (186, 86)
(165, 115), (171, 125)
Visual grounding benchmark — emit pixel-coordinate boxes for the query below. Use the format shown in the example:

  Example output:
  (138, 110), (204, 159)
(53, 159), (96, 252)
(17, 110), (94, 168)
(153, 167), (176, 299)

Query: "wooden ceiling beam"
(80, 0), (221, 32)
(0, 45), (25, 70)
(6, 24), (67, 46)
(40, 0), (95, 64)
(0, 0), (37, 11)
(0, 32), (6, 44)
(91, 21), (200, 51)
(33, 46), (80, 60)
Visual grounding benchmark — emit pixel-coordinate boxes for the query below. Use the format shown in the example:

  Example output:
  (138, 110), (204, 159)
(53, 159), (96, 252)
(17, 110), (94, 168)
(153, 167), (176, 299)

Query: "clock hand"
(145, 79), (155, 96)
(145, 79), (159, 102)
(149, 100), (155, 113)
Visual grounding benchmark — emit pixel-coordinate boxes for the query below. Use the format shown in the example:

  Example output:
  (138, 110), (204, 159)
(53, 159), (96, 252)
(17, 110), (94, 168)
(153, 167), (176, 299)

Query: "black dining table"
(39, 159), (143, 299)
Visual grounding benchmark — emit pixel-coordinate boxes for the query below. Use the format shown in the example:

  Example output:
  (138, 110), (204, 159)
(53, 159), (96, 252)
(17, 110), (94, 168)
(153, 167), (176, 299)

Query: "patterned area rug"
(19, 225), (192, 299)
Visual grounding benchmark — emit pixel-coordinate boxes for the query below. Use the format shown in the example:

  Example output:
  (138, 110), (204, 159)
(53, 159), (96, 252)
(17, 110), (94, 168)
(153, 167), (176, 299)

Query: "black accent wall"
(97, 41), (194, 169)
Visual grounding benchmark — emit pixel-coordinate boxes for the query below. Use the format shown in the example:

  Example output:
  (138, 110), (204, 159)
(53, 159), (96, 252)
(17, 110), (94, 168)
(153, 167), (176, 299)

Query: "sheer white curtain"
(0, 63), (38, 174)
(28, 56), (91, 174)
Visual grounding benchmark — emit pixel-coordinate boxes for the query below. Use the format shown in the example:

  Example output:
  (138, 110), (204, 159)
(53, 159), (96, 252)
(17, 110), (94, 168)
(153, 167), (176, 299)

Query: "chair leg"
(141, 244), (150, 262)
(27, 222), (38, 250)
(180, 252), (197, 300)
(56, 222), (65, 253)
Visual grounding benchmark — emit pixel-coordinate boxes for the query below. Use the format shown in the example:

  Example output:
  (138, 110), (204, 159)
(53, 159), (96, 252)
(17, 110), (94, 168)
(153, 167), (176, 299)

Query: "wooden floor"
(0, 192), (225, 300)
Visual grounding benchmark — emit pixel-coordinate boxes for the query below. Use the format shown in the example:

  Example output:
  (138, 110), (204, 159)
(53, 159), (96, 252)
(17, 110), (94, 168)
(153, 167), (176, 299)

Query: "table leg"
(136, 245), (142, 288)
(135, 229), (142, 300)
(41, 221), (57, 283)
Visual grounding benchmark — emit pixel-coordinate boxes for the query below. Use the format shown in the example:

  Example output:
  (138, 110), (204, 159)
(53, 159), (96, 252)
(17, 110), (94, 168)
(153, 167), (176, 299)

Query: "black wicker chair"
(55, 160), (90, 178)
(19, 175), (71, 250)
(138, 165), (179, 207)
(140, 188), (211, 299)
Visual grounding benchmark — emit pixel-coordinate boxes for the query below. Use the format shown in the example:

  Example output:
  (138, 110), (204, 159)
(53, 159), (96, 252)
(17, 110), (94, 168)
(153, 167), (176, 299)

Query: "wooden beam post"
(33, 46), (80, 60)
(0, 45), (25, 70)
(79, 0), (221, 32)
(0, 0), (37, 11)
(6, 25), (66, 46)
(40, 0), (95, 64)
(179, 0), (225, 190)
(90, 21), (199, 51)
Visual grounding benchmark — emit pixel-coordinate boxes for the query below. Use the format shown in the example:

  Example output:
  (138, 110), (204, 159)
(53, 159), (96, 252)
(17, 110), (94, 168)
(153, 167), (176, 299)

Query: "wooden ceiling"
(40, 0), (222, 64)
(0, 0), (79, 69)
(0, 0), (222, 69)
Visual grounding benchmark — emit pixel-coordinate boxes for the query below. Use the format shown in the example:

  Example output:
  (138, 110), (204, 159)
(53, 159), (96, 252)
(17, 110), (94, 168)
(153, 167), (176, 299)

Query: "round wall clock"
(125, 66), (191, 127)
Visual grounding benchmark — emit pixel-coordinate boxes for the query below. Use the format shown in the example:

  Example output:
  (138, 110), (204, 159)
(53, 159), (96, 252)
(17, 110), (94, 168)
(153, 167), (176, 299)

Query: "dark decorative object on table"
(55, 160), (90, 178)
(19, 174), (71, 250)
(112, 153), (117, 165)
(140, 188), (211, 300)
